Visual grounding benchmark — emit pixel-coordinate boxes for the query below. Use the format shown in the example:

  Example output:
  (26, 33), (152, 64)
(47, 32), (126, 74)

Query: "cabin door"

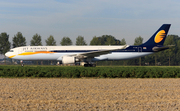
(138, 47), (142, 52)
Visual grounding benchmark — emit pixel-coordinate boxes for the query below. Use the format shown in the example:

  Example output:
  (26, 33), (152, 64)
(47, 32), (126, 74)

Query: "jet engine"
(62, 56), (79, 64)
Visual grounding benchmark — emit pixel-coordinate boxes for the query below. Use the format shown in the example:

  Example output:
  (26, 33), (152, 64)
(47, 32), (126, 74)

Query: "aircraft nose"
(5, 52), (9, 57)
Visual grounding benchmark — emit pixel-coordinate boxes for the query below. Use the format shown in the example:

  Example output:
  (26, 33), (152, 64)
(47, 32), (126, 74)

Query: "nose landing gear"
(20, 60), (24, 67)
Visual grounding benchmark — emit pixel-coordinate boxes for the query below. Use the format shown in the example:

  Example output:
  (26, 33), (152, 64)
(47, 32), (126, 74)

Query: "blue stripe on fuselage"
(50, 46), (155, 53)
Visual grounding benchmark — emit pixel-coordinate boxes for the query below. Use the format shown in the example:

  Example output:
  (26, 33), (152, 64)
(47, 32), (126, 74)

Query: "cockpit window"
(9, 50), (14, 52)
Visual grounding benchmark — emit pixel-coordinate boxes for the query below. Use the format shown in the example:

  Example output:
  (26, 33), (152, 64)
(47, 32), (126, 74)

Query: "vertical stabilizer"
(141, 24), (171, 46)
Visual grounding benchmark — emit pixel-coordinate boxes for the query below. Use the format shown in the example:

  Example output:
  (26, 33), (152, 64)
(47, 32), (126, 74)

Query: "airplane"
(5, 24), (171, 67)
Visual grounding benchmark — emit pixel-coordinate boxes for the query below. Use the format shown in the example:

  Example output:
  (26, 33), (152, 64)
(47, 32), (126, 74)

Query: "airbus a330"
(5, 24), (171, 67)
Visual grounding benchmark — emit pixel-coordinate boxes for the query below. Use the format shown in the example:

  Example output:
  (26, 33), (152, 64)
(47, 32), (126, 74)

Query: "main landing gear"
(84, 63), (96, 67)
(80, 61), (96, 67)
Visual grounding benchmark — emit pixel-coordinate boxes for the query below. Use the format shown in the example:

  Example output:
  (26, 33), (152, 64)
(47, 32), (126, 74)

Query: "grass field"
(1, 65), (180, 78)
(2, 64), (180, 69)
(0, 65), (180, 78)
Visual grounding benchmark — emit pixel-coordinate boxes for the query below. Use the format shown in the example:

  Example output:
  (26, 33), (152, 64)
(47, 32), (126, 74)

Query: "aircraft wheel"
(84, 64), (96, 67)
(84, 64), (89, 67)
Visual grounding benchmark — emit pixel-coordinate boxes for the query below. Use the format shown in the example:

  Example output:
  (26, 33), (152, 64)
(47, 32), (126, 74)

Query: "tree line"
(0, 32), (127, 55)
(0, 32), (179, 66)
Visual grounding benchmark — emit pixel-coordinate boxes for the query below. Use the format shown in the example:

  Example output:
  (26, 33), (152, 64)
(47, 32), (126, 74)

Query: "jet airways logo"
(154, 30), (166, 43)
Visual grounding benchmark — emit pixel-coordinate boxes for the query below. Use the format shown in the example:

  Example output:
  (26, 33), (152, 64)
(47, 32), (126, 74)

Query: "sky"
(0, 0), (180, 46)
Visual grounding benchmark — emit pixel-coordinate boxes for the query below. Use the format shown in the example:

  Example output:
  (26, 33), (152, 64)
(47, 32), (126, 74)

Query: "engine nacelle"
(62, 56), (79, 64)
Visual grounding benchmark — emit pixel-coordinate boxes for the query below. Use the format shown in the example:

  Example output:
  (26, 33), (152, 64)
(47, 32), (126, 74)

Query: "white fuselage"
(5, 46), (153, 62)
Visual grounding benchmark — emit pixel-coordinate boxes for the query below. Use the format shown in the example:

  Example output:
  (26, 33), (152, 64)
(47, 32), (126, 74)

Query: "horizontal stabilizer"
(152, 45), (174, 52)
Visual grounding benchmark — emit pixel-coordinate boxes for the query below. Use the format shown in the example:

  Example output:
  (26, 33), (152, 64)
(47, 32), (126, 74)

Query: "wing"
(73, 45), (128, 59)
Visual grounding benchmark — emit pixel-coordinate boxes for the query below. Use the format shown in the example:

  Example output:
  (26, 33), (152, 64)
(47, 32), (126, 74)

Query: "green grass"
(0, 65), (179, 78)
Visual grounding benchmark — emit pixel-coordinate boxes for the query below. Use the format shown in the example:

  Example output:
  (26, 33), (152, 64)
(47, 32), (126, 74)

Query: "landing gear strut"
(20, 60), (24, 67)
